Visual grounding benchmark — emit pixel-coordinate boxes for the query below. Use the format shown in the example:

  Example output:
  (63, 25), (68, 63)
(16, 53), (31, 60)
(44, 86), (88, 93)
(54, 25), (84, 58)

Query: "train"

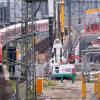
(0, 44), (2, 66)
(0, 19), (49, 45)
(0, 19), (49, 66)
(49, 38), (76, 82)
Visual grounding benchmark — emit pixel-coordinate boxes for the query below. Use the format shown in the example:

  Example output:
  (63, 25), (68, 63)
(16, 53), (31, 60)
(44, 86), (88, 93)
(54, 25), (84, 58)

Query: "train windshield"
(89, 53), (100, 64)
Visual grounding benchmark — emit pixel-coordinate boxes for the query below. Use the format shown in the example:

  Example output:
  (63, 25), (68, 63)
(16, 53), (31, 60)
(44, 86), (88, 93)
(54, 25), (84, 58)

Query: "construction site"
(0, 0), (100, 100)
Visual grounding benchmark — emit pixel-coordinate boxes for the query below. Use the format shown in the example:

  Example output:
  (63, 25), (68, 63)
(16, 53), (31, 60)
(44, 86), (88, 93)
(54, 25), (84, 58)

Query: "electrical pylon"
(21, 0), (36, 99)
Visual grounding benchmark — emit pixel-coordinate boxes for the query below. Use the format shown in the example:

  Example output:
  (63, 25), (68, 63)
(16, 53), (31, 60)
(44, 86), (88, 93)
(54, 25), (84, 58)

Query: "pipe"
(60, 0), (64, 33)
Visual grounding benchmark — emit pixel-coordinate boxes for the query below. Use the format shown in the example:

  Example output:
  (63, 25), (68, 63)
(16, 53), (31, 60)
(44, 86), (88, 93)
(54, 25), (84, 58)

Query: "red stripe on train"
(0, 44), (2, 65)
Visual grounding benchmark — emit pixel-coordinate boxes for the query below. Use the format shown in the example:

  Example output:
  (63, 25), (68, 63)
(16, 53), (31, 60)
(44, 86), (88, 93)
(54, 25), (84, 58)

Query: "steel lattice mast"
(21, 0), (36, 99)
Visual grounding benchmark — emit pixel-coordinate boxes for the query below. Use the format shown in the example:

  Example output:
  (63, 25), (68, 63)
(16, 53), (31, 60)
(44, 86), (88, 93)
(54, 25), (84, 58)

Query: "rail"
(0, 66), (13, 100)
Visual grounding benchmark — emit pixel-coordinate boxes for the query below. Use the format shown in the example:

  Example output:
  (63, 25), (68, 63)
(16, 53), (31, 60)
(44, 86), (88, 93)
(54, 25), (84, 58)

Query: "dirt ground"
(41, 78), (95, 100)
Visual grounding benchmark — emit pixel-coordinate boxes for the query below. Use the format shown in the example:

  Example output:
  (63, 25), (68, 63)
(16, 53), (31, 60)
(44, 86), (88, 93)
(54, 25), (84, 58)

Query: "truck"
(48, 38), (76, 82)
(49, 63), (76, 82)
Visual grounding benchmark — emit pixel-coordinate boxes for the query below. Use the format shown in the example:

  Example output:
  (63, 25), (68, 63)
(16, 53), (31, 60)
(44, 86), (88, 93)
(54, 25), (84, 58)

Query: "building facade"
(0, 1), (8, 27)
(0, 0), (48, 27)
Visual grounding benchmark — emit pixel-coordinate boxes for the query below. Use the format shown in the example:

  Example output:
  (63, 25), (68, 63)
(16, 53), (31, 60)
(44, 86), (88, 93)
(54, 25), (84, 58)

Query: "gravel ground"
(42, 79), (95, 100)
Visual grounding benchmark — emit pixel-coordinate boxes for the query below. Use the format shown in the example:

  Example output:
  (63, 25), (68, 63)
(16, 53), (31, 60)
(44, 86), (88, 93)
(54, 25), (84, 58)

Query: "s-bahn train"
(0, 19), (49, 44)
(0, 19), (49, 67)
(49, 38), (76, 82)
(0, 44), (2, 66)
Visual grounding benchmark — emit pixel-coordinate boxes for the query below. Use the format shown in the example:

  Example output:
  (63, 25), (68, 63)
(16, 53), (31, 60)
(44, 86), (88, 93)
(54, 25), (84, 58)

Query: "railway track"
(0, 67), (13, 100)
(22, 37), (50, 64)
(35, 37), (49, 53)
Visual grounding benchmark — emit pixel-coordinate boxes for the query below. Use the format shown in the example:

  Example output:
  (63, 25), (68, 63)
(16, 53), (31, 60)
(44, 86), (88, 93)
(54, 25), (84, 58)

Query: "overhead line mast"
(21, 0), (48, 99)
(21, 0), (37, 99)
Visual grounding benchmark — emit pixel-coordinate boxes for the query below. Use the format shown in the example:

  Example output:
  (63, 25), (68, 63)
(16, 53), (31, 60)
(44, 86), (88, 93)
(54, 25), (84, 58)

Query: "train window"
(55, 70), (59, 73)
(36, 23), (38, 31)
(55, 67), (59, 69)
(55, 67), (59, 73)
(44, 23), (46, 31)
(38, 24), (40, 31)
(19, 28), (21, 34)
(90, 54), (100, 64)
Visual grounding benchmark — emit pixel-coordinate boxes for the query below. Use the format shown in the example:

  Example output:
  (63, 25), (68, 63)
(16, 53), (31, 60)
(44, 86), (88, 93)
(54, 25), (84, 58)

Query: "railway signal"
(21, 0), (49, 99)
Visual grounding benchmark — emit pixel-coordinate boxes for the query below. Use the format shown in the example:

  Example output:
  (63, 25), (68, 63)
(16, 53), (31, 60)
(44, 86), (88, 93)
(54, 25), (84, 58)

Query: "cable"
(28, 1), (41, 21)
(33, 1), (41, 19)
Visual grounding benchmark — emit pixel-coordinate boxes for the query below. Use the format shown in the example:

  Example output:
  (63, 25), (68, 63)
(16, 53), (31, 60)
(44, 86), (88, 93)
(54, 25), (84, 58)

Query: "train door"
(7, 47), (16, 76)
(0, 44), (2, 66)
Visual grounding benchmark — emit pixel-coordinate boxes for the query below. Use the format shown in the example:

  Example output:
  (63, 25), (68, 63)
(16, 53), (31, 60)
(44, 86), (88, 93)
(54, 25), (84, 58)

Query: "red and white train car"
(0, 19), (49, 65)
(0, 19), (49, 45)
(0, 44), (2, 66)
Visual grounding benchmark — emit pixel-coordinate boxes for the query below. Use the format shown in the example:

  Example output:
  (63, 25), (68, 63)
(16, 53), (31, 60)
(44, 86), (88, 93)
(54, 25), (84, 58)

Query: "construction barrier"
(81, 75), (86, 99)
(81, 73), (100, 99)
(36, 78), (43, 95)
(97, 75), (100, 99)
